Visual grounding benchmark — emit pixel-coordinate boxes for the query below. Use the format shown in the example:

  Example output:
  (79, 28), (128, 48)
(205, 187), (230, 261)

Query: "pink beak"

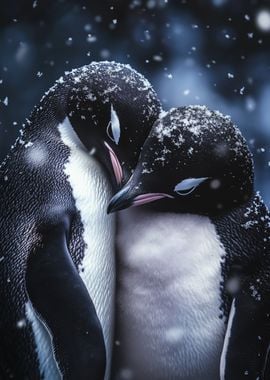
(132, 193), (174, 207)
(104, 141), (123, 185)
(107, 186), (174, 213)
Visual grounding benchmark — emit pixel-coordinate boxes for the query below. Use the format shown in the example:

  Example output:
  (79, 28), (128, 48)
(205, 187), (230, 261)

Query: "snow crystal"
(89, 147), (96, 156)
(25, 144), (47, 167)
(87, 34), (97, 43)
(65, 37), (73, 46)
(86, 91), (97, 101)
(165, 327), (185, 343)
(95, 15), (102, 23)
(256, 9), (270, 32)
(212, 0), (227, 6)
(226, 276), (240, 294)
(100, 49), (110, 59)
(147, 0), (156, 9)
(17, 319), (26, 328)
(239, 86), (245, 95)
(241, 193), (270, 231)
(144, 30), (151, 40)
(84, 24), (92, 32)
(153, 54), (163, 62)
(142, 167), (153, 174)
(245, 97), (256, 112)
(3, 97), (8, 106)
(118, 368), (133, 379)
(24, 142), (33, 148)
(57, 76), (64, 84)
(210, 179), (221, 190)
(250, 285), (261, 301)
(188, 147), (194, 156)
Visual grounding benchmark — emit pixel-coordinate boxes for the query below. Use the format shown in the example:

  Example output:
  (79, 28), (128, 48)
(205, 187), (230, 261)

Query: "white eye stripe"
(174, 177), (208, 195)
(175, 186), (197, 196)
(106, 104), (121, 145)
(106, 122), (114, 143)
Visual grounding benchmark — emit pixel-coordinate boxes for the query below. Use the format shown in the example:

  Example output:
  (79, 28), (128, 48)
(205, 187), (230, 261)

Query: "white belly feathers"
(114, 208), (226, 380)
(58, 117), (115, 380)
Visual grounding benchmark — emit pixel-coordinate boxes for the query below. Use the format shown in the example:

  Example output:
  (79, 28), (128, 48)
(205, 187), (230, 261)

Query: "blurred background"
(0, 0), (269, 204)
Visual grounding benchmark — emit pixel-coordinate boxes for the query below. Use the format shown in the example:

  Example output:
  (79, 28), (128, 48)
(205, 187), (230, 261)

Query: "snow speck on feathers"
(242, 192), (270, 233)
(154, 105), (234, 146)
(148, 105), (243, 167)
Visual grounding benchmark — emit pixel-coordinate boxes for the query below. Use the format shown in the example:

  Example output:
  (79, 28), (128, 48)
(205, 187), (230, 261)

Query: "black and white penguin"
(0, 61), (161, 380)
(108, 105), (270, 380)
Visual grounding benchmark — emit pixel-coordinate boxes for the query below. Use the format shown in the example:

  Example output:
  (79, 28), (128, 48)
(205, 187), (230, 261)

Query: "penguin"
(108, 105), (270, 380)
(0, 61), (161, 380)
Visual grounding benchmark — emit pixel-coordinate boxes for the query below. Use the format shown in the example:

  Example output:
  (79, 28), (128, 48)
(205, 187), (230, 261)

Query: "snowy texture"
(242, 192), (270, 232)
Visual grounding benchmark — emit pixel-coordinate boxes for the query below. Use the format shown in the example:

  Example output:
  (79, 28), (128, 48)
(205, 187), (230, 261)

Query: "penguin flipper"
(220, 291), (270, 380)
(25, 218), (106, 380)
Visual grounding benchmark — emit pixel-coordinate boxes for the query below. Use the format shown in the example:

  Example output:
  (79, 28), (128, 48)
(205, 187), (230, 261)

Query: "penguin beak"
(107, 186), (133, 213)
(107, 185), (173, 214)
(104, 141), (123, 185)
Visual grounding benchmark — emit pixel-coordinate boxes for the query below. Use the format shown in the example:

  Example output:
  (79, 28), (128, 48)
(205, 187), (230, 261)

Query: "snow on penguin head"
(108, 105), (254, 216)
(64, 61), (161, 188)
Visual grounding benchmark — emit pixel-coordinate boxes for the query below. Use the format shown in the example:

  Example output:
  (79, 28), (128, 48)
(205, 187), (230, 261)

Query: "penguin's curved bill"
(107, 186), (173, 214)
(104, 141), (123, 185)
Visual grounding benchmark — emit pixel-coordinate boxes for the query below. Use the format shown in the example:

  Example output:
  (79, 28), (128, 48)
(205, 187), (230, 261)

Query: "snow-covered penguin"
(108, 105), (270, 380)
(0, 61), (161, 380)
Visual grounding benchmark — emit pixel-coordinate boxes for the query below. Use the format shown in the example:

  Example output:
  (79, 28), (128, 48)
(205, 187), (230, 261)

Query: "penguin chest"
(59, 118), (115, 380)
(114, 209), (226, 380)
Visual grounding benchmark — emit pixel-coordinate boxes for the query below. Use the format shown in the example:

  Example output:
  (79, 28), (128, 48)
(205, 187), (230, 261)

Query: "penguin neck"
(21, 79), (109, 166)
(20, 76), (124, 187)
(56, 115), (117, 188)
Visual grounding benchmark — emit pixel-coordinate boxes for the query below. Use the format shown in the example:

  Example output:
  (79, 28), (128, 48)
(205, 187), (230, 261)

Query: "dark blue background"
(0, 0), (269, 204)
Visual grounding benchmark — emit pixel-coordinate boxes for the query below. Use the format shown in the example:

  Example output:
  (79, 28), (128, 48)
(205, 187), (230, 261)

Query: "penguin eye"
(106, 104), (121, 145)
(174, 177), (208, 196)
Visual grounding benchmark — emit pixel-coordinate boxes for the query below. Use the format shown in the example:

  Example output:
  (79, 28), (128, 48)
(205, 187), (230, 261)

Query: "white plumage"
(58, 117), (115, 380)
(114, 208), (226, 380)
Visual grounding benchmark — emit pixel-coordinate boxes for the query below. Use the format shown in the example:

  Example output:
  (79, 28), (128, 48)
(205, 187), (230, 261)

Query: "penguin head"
(65, 62), (161, 189)
(107, 106), (254, 215)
